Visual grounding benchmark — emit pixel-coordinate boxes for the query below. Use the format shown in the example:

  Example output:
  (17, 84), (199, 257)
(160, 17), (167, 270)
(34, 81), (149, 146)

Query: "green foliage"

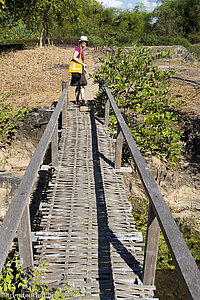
(152, 0), (200, 44)
(0, 0), (199, 49)
(0, 93), (34, 144)
(142, 34), (191, 48)
(175, 217), (200, 262)
(0, 0), (5, 14)
(92, 46), (185, 166)
(187, 43), (200, 60)
(130, 197), (174, 269)
(0, 253), (85, 299)
(0, 20), (36, 43)
(0, 252), (25, 298)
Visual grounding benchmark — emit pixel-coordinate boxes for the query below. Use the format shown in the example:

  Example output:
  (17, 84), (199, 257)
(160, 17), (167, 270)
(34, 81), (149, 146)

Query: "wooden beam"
(51, 121), (58, 167)
(18, 202), (33, 269)
(62, 81), (67, 127)
(143, 203), (160, 285)
(114, 126), (123, 169)
(104, 97), (110, 128)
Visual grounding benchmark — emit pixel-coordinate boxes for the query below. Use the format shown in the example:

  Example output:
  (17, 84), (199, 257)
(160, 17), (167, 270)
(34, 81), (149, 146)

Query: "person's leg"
(80, 86), (86, 105)
(75, 85), (80, 104)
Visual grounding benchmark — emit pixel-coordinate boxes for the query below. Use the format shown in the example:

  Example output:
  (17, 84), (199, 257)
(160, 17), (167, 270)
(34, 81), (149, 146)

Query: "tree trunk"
(35, 15), (40, 46)
(39, 27), (45, 47)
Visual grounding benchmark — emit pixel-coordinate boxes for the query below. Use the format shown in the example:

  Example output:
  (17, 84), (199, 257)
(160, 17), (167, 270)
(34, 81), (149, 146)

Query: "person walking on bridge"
(70, 35), (88, 105)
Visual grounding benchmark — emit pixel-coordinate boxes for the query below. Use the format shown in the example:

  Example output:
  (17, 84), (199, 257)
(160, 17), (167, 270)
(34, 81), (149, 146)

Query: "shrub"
(187, 44), (200, 60)
(0, 93), (34, 144)
(0, 20), (36, 44)
(130, 196), (200, 270)
(91, 46), (185, 166)
(0, 252), (85, 299)
(142, 34), (191, 48)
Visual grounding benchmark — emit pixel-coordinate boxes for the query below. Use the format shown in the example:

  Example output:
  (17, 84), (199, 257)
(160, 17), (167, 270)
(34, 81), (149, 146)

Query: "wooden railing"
(0, 82), (68, 272)
(101, 80), (200, 300)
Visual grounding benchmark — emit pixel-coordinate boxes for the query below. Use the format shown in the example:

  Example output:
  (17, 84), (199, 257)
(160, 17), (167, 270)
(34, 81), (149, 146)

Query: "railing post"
(62, 81), (67, 128)
(143, 203), (160, 285)
(51, 120), (58, 167)
(62, 81), (67, 91)
(104, 96), (110, 128)
(18, 202), (33, 269)
(114, 125), (124, 169)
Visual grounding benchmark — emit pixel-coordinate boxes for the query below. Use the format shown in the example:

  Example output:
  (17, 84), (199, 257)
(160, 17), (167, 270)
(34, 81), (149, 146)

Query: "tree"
(115, 6), (151, 44)
(20, 0), (61, 46)
(153, 0), (200, 42)
(1, 0), (86, 46)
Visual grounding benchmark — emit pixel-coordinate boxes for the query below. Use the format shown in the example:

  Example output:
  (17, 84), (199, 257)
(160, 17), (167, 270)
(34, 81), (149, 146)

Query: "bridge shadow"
(30, 167), (53, 232)
(99, 152), (114, 168)
(89, 105), (142, 299)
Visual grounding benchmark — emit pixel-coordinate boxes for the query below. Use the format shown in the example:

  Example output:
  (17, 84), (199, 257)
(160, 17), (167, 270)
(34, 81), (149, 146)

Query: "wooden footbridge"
(0, 81), (200, 299)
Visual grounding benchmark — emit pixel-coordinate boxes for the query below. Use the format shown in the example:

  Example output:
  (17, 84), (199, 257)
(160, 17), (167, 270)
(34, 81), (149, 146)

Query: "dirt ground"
(158, 60), (200, 116)
(0, 45), (100, 108)
(0, 45), (199, 115)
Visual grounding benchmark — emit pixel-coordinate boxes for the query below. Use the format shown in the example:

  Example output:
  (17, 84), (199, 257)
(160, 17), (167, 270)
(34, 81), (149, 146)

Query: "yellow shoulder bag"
(68, 48), (83, 73)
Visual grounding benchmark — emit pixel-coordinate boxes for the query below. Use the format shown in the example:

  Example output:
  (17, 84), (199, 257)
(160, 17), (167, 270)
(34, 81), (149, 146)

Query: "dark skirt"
(71, 71), (87, 86)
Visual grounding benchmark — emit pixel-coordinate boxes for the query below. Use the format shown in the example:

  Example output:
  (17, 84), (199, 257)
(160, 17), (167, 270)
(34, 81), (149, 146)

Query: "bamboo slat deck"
(33, 99), (158, 299)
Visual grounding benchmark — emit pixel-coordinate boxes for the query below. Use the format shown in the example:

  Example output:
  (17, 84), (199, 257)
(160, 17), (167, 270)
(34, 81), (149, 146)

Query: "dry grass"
(0, 46), (73, 108)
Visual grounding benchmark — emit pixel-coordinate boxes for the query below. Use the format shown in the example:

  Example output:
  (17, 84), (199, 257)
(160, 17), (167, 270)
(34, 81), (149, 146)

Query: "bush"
(0, 252), (85, 299)
(130, 196), (200, 270)
(0, 93), (34, 144)
(187, 44), (200, 60)
(142, 34), (191, 48)
(188, 32), (200, 44)
(0, 20), (36, 44)
(91, 46), (185, 166)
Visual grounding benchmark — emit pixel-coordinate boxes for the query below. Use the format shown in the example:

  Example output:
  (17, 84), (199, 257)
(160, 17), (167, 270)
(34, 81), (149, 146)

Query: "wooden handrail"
(102, 81), (200, 300)
(0, 82), (68, 272)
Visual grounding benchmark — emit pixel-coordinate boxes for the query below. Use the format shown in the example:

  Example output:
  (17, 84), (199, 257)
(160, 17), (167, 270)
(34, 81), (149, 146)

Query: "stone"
(0, 149), (5, 160)
(7, 157), (30, 169)
(0, 162), (12, 172)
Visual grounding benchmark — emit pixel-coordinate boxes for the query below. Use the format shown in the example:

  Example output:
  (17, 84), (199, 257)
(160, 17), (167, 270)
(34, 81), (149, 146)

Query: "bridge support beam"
(18, 202), (33, 269)
(104, 97), (110, 128)
(51, 121), (59, 167)
(114, 126), (124, 169)
(143, 203), (160, 285)
(62, 81), (67, 126)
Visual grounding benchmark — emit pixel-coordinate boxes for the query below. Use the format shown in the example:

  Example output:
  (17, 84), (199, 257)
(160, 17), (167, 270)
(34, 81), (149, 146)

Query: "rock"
(0, 162), (12, 172)
(7, 157), (30, 169)
(0, 108), (51, 221)
(125, 154), (200, 232)
(0, 148), (5, 160)
(0, 172), (23, 218)
(15, 108), (52, 148)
